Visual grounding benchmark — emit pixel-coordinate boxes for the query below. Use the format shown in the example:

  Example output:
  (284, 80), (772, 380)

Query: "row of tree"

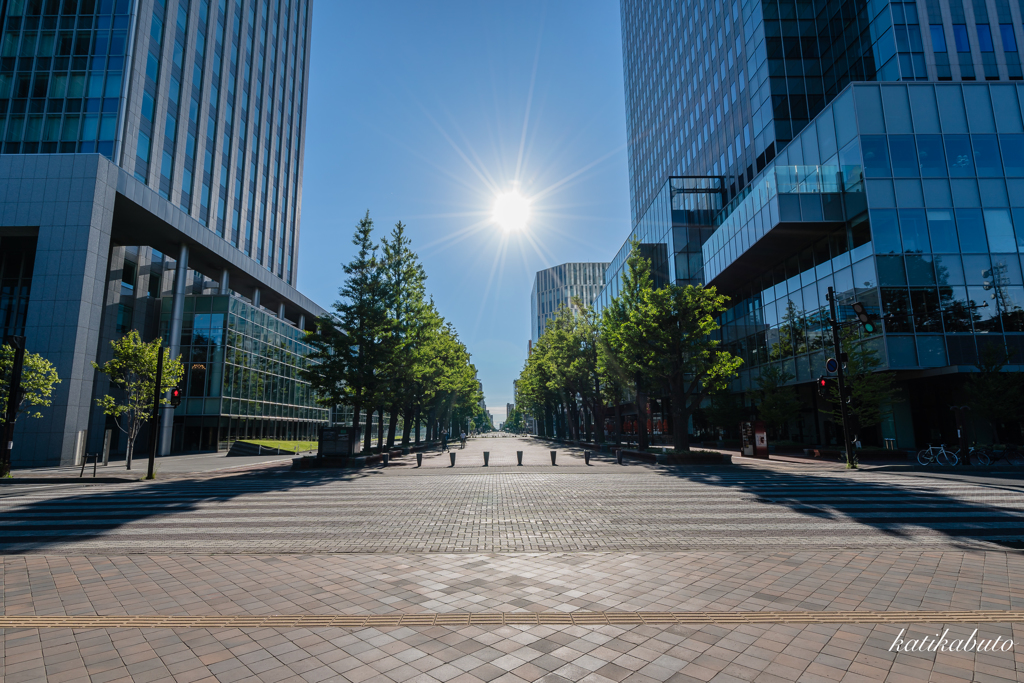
(515, 243), (939, 452)
(517, 243), (742, 452)
(304, 212), (488, 451)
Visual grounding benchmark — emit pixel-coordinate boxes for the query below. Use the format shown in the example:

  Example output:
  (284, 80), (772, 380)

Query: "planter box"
(292, 453), (383, 470)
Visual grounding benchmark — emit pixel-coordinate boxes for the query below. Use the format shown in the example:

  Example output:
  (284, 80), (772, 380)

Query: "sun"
(492, 191), (531, 232)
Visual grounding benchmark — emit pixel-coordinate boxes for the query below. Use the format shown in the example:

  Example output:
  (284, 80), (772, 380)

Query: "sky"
(298, 1), (632, 423)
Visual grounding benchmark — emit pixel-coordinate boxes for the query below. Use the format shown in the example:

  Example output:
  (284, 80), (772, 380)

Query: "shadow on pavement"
(649, 463), (1024, 550)
(0, 466), (377, 553)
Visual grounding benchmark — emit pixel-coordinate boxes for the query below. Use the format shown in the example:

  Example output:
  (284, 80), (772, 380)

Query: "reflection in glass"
(944, 135), (975, 177)
(983, 209), (1016, 252)
(954, 209), (989, 253)
(899, 209), (929, 252)
(882, 287), (913, 332)
(1001, 135), (1024, 176)
(972, 135), (1002, 177)
(940, 285), (974, 332)
(967, 285), (1001, 332)
(927, 210), (958, 252)
(906, 254), (936, 285)
(911, 287), (942, 332)
(871, 210), (901, 253)
(1000, 286), (1024, 332)
(917, 135), (947, 176)
(889, 136), (919, 177)
(861, 136), (891, 177)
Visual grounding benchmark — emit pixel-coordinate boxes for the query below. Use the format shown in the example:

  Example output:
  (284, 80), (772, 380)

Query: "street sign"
(825, 357), (839, 373)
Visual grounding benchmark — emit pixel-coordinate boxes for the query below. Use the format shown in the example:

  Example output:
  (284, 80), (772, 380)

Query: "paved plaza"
(2, 437), (1024, 682)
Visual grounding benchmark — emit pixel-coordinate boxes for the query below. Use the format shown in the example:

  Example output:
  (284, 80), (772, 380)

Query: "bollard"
(383, 451), (389, 467)
(483, 451), (489, 467)
(517, 450), (523, 466)
(584, 450), (591, 465)
(416, 453), (423, 467)
(550, 450), (557, 466)
(616, 449), (623, 465)
(450, 451), (456, 467)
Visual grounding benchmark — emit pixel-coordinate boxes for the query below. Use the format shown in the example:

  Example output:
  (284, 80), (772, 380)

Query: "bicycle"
(917, 444), (959, 466)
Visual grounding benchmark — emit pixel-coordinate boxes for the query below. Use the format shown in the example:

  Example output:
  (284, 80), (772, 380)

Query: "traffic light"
(170, 386), (183, 407)
(817, 376), (831, 399)
(851, 301), (876, 334)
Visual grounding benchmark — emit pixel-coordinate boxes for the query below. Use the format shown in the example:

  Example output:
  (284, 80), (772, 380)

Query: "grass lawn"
(240, 439), (318, 453)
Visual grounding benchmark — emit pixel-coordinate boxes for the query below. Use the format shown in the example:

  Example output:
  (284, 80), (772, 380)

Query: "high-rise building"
(599, 0), (1024, 447)
(530, 262), (608, 344)
(0, 0), (327, 466)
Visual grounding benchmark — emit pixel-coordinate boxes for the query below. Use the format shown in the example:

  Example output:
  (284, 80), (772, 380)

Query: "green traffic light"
(863, 322), (876, 334)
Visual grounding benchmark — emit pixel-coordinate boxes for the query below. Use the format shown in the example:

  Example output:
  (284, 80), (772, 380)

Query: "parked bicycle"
(917, 444), (959, 466)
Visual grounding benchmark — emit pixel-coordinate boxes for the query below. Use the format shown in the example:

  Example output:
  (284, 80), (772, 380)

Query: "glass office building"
(0, 0), (326, 466)
(603, 0), (1024, 448)
(531, 262), (608, 344)
(160, 294), (327, 452)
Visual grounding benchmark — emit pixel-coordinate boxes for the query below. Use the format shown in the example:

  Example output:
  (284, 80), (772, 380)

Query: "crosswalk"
(1, 468), (1023, 554)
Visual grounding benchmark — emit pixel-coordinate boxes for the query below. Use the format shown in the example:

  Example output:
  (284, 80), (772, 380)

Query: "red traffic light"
(170, 387), (183, 407)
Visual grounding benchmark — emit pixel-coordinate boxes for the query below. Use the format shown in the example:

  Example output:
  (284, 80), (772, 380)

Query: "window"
(977, 25), (994, 52)
(953, 25), (970, 52)
(1001, 25), (1018, 52)
(930, 25), (946, 51)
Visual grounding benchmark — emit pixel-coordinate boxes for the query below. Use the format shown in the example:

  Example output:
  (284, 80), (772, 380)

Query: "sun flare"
(492, 191), (531, 232)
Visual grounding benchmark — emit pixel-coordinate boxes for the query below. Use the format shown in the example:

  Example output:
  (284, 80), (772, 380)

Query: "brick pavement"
(3, 436), (1024, 681)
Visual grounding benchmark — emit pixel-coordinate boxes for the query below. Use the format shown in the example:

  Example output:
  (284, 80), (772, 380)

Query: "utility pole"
(146, 347), (164, 479)
(827, 287), (856, 469)
(1, 335), (27, 478)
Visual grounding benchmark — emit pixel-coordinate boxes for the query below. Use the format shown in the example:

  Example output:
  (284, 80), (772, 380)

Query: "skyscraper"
(530, 262), (608, 344)
(599, 0), (1024, 448)
(0, 0), (327, 466)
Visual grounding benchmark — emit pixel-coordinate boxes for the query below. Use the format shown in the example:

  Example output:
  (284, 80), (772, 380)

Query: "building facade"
(530, 262), (608, 344)
(0, 0), (326, 466)
(601, 0), (1024, 448)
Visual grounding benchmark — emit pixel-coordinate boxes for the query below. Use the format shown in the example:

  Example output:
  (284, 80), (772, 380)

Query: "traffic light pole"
(827, 287), (857, 469)
(146, 347), (164, 479)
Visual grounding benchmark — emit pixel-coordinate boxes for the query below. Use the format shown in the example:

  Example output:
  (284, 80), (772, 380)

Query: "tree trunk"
(363, 408), (374, 452)
(377, 406), (385, 451)
(636, 385), (649, 451)
(414, 406), (421, 444)
(387, 403), (399, 448)
(401, 404), (413, 446)
(351, 402), (362, 450)
(614, 403), (622, 445)
(671, 384), (691, 452)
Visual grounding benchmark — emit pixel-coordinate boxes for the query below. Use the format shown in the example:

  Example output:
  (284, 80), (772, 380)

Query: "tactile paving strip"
(1, 610), (1023, 629)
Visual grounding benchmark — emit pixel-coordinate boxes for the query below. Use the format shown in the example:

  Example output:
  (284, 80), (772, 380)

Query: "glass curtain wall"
(160, 293), (327, 451)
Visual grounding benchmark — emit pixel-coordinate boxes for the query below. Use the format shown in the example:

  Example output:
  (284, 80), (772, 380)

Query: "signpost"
(826, 287), (856, 469)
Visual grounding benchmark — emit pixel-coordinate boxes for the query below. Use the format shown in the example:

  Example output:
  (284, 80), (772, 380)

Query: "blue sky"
(298, 1), (631, 421)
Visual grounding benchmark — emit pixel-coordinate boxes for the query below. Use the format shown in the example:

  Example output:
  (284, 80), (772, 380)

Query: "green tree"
(503, 406), (525, 433)
(601, 243), (662, 449)
(648, 282), (743, 452)
(964, 345), (1024, 443)
(821, 329), (898, 441)
(1, 344), (61, 477)
(92, 331), (184, 469)
(304, 211), (391, 452)
(379, 220), (428, 448)
(753, 364), (801, 439)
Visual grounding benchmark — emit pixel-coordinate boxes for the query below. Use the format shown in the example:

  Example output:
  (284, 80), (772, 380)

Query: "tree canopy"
(304, 212), (485, 450)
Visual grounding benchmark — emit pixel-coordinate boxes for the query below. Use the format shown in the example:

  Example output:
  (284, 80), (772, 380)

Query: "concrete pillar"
(278, 302), (286, 319)
(218, 268), (230, 295)
(252, 288), (261, 309)
(298, 314), (305, 330)
(159, 243), (188, 456)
